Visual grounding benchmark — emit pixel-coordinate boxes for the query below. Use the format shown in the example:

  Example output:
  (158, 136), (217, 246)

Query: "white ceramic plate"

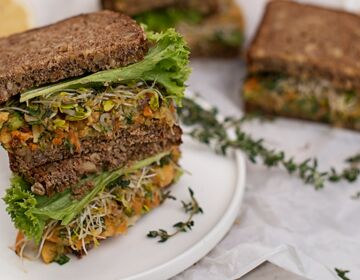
(0, 135), (246, 280)
(0, 3), (247, 275)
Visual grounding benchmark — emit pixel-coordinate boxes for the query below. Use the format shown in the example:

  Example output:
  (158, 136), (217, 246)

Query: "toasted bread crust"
(0, 11), (148, 103)
(9, 122), (180, 173)
(247, 0), (360, 91)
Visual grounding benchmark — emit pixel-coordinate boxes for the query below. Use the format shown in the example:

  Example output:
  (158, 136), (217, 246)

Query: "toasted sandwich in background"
(1, 11), (189, 264)
(102, 0), (244, 57)
(243, 0), (360, 131)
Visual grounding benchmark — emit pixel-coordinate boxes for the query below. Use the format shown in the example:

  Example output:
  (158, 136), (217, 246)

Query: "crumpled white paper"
(175, 65), (360, 279)
(174, 1), (360, 279)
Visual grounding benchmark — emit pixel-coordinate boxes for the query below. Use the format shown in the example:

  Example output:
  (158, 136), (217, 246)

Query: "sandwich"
(1, 11), (190, 264)
(102, 0), (244, 57)
(243, 0), (360, 131)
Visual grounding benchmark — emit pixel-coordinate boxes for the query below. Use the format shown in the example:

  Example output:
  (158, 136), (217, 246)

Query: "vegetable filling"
(244, 74), (360, 129)
(134, 7), (243, 49)
(134, 7), (204, 32)
(0, 83), (176, 151)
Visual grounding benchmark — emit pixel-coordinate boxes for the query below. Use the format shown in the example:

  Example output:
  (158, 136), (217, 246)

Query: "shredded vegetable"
(0, 83), (176, 150)
(243, 74), (360, 129)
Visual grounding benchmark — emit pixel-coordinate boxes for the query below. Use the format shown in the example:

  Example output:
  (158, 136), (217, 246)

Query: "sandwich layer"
(1, 81), (179, 173)
(248, 0), (360, 91)
(9, 121), (180, 173)
(9, 151), (181, 264)
(23, 125), (182, 196)
(0, 11), (148, 103)
(243, 74), (360, 130)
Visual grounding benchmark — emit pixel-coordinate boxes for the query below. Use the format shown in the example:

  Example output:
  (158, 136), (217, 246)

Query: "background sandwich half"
(243, 0), (360, 131)
(102, 0), (244, 57)
(1, 11), (190, 264)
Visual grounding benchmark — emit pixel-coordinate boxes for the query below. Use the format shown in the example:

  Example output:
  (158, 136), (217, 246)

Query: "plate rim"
(125, 151), (246, 280)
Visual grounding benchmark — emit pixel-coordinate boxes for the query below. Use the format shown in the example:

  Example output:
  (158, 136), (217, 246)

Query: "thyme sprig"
(161, 190), (177, 202)
(346, 154), (360, 165)
(178, 97), (360, 189)
(147, 188), (203, 242)
(335, 268), (351, 280)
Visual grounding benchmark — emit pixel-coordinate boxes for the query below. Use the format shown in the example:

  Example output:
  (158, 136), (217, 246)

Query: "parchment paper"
(175, 1), (360, 279)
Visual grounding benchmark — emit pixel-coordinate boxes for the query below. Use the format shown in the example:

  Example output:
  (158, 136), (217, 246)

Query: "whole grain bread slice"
(9, 121), (180, 173)
(0, 10), (148, 104)
(247, 0), (360, 91)
(22, 125), (182, 196)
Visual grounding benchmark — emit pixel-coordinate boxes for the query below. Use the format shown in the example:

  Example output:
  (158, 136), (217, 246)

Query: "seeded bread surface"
(247, 0), (360, 91)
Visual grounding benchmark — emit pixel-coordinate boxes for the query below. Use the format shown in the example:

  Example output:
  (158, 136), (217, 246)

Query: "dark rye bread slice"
(101, 0), (219, 16)
(9, 121), (180, 173)
(0, 10), (148, 104)
(247, 0), (360, 91)
(23, 125), (182, 196)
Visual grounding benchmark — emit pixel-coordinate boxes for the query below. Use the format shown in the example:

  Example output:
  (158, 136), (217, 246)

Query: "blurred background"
(1, 0), (359, 43)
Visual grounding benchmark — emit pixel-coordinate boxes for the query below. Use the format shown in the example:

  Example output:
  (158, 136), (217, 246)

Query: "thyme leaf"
(53, 254), (70, 265)
(147, 187), (203, 242)
(335, 268), (351, 280)
(178, 97), (360, 189)
(161, 190), (177, 203)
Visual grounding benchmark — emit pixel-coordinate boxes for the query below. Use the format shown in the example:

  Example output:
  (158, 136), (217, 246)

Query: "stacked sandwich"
(243, 0), (360, 131)
(1, 11), (190, 264)
(102, 0), (244, 57)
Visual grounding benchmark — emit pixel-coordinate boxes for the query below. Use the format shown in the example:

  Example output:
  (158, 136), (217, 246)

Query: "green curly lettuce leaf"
(20, 29), (190, 105)
(3, 176), (46, 244)
(3, 152), (169, 244)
